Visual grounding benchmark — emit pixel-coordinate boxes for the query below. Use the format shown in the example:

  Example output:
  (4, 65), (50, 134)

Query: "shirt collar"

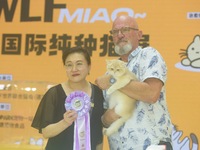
(128, 46), (141, 62)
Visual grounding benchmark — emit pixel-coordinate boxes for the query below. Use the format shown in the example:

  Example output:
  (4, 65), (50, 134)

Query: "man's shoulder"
(141, 46), (163, 56)
(142, 46), (157, 51)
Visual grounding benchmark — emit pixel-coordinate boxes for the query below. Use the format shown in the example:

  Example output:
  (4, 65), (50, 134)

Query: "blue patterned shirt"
(104, 46), (173, 150)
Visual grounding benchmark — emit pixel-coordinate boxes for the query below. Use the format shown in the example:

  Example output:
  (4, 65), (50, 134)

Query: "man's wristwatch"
(109, 76), (116, 84)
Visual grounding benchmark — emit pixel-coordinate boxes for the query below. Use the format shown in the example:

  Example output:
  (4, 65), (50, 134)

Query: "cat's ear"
(123, 62), (128, 66)
(194, 35), (200, 43)
(119, 60), (127, 67)
(106, 59), (111, 65)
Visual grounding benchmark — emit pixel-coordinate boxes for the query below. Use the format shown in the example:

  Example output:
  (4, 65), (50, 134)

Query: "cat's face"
(106, 60), (127, 77)
(187, 35), (200, 61)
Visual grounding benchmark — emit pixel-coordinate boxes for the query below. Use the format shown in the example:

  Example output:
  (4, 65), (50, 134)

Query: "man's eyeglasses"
(110, 27), (139, 37)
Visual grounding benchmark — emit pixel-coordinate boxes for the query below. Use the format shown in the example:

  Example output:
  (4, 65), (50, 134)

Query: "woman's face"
(65, 53), (90, 82)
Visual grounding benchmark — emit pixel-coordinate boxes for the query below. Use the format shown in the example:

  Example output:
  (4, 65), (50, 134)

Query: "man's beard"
(114, 43), (132, 55)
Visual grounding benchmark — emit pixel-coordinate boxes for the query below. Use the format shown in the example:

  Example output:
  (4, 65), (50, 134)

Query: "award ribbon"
(65, 91), (91, 150)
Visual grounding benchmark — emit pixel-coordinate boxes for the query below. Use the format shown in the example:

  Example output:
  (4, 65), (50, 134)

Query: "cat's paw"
(107, 89), (113, 95)
(103, 127), (116, 136)
(103, 128), (107, 135)
(104, 128), (115, 136)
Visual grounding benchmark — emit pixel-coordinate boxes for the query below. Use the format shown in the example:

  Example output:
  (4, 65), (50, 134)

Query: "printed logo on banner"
(0, 103), (11, 111)
(0, 74), (13, 80)
(0, 0), (147, 23)
(187, 12), (200, 19)
(0, 0), (67, 22)
(175, 35), (200, 72)
(172, 125), (199, 150)
(58, 8), (146, 23)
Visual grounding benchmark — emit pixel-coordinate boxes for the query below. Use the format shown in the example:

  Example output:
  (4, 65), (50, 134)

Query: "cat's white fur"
(104, 59), (137, 136)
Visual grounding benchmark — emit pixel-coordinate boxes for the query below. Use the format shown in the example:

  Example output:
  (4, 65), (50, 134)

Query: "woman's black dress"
(31, 83), (104, 150)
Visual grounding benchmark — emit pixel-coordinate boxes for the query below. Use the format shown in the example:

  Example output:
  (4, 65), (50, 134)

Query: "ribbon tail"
(74, 119), (79, 150)
(85, 113), (91, 150)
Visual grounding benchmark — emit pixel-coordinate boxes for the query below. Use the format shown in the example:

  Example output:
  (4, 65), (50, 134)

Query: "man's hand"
(101, 108), (120, 127)
(95, 74), (112, 90)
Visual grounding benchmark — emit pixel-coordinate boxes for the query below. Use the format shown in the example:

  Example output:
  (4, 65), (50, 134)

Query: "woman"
(31, 47), (104, 150)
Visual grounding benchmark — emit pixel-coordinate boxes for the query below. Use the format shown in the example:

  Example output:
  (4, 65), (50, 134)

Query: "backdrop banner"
(0, 0), (199, 150)
(0, 81), (55, 149)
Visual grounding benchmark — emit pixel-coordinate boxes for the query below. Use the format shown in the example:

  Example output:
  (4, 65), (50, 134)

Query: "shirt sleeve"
(31, 87), (57, 133)
(140, 47), (167, 84)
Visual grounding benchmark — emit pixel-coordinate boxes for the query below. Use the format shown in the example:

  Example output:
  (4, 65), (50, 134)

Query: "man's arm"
(120, 78), (163, 104)
(95, 75), (163, 104)
(95, 74), (112, 90)
(101, 108), (120, 128)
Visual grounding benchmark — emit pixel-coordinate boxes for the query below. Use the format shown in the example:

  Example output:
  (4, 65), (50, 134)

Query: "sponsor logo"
(0, 74), (13, 80)
(0, 0), (146, 23)
(187, 12), (200, 19)
(58, 8), (146, 23)
(0, 103), (11, 111)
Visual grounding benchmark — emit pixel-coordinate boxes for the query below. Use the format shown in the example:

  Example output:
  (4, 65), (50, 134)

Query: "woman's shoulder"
(90, 83), (104, 99)
(44, 84), (62, 95)
(48, 83), (61, 90)
(90, 83), (102, 91)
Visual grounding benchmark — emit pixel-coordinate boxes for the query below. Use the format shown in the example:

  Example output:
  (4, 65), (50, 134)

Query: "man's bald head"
(113, 15), (139, 30)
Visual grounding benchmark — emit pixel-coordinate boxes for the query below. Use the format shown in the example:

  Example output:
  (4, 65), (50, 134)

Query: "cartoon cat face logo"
(180, 35), (200, 68)
(172, 125), (199, 150)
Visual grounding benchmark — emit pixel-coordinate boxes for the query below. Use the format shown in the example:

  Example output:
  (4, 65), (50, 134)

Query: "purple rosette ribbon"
(65, 91), (91, 150)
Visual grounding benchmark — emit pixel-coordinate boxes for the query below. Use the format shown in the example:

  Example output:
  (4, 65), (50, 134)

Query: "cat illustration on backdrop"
(180, 35), (200, 68)
(104, 59), (138, 136)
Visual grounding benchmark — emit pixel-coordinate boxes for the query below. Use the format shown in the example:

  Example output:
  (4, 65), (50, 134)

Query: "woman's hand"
(63, 110), (78, 126)
(42, 110), (78, 138)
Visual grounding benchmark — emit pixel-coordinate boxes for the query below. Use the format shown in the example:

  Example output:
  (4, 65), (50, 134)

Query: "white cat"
(104, 59), (137, 136)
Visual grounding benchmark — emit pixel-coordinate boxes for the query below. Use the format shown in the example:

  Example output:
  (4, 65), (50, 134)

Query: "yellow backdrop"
(0, 0), (199, 149)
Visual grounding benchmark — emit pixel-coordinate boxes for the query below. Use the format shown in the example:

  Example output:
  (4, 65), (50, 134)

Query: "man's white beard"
(114, 43), (132, 55)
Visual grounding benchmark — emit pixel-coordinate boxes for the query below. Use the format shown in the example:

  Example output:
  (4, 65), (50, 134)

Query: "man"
(95, 15), (173, 150)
